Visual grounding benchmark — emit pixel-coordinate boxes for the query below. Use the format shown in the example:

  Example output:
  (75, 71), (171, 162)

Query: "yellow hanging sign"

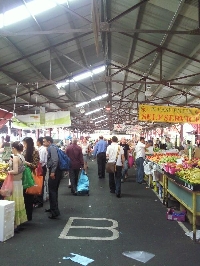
(139, 104), (200, 124)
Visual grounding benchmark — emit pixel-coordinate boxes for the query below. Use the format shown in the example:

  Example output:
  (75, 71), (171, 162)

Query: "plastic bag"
(22, 165), (35, 189)
(0, 173), (13, 197)
(123, 251), (155, 263)
(26, 173), (43, 195)
(77, 170), (89, 193)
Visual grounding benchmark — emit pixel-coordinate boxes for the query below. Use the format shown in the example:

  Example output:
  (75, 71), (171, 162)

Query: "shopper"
(81, 137), (91, 175)
(93, 136), (107, 179)
(120, 137), (130, 182)
(34, 137), (47, 208)
(184, 140), (193, 158)
(23, 137), (40, 221)
(165, 137), (173, 150)
(5, 141), (27, 232)
(194, 143), (200, 158)
(66, 138), (84, 195)
(135, 137), (150, 184)
(43, 136), (62, 219)
(106, 136), (124, 198)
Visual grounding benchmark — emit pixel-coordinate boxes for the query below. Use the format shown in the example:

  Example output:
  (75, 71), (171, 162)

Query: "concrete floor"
(0, 160), (200, 266)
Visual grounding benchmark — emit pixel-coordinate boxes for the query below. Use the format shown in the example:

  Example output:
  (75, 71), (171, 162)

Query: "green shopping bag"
(22, 165), (35, 189)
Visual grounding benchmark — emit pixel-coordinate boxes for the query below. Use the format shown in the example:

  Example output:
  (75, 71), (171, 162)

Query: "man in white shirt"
(34, 137), (48, 208)
(106, 136), (125, 198)
(135, 137), (150, 184)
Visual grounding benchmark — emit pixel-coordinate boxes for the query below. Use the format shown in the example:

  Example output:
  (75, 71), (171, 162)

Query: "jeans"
(48, 167), (62, 216)
(136, 157), (145, 183)
(97, 152), (106, 178)
(69, 169), (80, 193)
(121, 159), (128, 180)
(109, 165), (122, 195)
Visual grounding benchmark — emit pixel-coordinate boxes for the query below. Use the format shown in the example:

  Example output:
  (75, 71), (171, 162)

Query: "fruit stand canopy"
(0, 0), (200, 132)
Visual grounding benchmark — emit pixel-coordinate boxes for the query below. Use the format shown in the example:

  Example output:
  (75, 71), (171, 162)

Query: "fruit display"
(176, 168), (200, 184)
(146, 154), (180, 164)
(147, 153), (200, 185)
(0, 162), (9, 181)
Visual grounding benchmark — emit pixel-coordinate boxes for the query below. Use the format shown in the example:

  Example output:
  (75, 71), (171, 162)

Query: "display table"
(164, 174), (200, 242)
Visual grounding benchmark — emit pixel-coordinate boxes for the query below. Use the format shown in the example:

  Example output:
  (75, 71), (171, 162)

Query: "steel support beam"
(108, 0), (150, 23)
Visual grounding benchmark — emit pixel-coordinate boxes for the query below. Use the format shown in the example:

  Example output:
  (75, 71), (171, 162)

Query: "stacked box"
(0, 200), (15, 242)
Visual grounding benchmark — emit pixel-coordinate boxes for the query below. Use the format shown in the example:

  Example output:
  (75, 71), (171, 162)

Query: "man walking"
(106, 136), (125, 198)
(93, 136), (107, 179)
(135, 137), (150, 184)
(66, 139), (84, 195)
(43, 136), (62, 219)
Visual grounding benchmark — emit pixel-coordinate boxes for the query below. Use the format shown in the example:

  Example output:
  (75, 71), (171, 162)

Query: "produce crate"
(166, 208), (186, 222)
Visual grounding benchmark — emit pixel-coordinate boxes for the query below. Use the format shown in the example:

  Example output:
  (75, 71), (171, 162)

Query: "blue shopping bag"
(77, 170), (89, 195)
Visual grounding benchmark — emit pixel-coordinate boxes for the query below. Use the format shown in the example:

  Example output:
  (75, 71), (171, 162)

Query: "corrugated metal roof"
(0, 0), (199, 132)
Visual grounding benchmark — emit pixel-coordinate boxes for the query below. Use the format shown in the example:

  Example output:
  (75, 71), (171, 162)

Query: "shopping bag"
(36, 162), (43, 176)
(26, 173), (43, 195)
(77, 170), (89, 194)
(106, 162), (116, 173)
(22, 165), (35, 189)
(128, 156), (134, 168)
(0, 173), (13, 197)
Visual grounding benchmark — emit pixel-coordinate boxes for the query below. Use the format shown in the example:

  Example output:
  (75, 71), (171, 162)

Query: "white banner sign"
(114, 124), (142, 132)
(12, 111), (71, 129)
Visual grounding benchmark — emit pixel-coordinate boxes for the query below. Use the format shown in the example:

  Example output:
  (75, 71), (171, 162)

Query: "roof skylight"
(85, 108), (103, 116)
(57, 65), (105, 89)
(76, 93), (108, 108)
(0, 0), (71, 29)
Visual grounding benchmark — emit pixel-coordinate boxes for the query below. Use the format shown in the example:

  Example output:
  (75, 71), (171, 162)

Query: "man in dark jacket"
(43, 136), (62, 219)
(66, 139), (84, 195)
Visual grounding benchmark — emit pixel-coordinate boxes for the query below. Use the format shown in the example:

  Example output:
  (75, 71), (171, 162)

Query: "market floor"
(1, 160), (200, 266)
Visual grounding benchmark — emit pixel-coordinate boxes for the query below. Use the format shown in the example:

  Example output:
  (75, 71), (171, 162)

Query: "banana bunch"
(0, 162), (9, 180)
(176, 168), (200, 184)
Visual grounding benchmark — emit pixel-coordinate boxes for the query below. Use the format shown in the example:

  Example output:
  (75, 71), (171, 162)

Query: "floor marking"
(59, 217), (119, 240)
(177, 221), (190, 234)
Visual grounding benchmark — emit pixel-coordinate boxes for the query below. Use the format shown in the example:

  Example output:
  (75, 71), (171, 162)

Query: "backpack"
(57, 148), (71, 171)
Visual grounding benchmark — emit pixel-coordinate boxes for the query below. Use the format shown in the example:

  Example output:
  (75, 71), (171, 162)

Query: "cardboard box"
(166, 208), (186, 222)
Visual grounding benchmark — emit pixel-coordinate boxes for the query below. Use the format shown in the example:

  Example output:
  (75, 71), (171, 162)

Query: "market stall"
(145, 152), (200, 241)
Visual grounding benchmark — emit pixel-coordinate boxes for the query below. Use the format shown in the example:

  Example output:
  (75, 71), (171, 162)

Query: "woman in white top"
(81, 138), (91, 175)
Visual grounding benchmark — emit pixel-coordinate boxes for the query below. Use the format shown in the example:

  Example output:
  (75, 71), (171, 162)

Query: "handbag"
(106, 146), (121, 173)
(0, 172), (13, 197)
(106, 162), (116, 173)
(22, 165), (35, 189)
(26, 171), (43, 195)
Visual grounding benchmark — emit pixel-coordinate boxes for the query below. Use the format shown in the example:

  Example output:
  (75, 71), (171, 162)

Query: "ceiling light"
(95, 118), (108, 124)
(76, 101), (90, 108)
(76, 93), (108, 108)
(85, 108), (103, 116)
(92, 115), (106, 121)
